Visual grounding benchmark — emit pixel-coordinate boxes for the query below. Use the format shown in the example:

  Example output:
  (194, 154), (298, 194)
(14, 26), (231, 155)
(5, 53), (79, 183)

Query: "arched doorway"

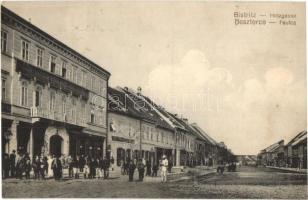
(50, 135), (63, 157)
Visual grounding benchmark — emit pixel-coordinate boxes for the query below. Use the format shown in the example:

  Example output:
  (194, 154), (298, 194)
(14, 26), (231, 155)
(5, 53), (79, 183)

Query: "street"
(2, 166), (307, 198)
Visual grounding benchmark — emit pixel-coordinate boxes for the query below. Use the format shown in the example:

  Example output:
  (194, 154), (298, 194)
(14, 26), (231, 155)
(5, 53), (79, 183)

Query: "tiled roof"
(190, 123), (218, 146)
(286, 130), (307, 146)
(118, 87), (174, 131)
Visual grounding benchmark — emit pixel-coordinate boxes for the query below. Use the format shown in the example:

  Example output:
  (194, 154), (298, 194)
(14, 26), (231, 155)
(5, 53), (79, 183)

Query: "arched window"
(20, 81), (28, 106)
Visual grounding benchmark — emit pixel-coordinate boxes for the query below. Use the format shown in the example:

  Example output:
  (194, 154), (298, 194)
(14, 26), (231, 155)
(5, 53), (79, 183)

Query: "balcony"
(16, 58), (89, 100)
(2, 102), (11, 113)
(31, 107), (87, 127)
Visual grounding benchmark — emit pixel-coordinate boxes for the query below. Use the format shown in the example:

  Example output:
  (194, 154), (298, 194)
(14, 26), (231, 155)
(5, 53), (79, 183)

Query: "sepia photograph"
(0, 1), (307, 199)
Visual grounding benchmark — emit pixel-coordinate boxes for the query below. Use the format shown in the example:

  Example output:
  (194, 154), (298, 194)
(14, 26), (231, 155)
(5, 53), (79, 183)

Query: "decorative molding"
(2, 7), (110, 80)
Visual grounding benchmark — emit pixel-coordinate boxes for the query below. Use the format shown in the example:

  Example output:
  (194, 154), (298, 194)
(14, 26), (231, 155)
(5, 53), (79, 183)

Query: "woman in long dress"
(47, 155), (53, 178)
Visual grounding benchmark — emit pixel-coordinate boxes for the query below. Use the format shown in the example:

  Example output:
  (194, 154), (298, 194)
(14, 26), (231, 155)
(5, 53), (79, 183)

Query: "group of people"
(3, 150), (171, 183)
(66, 155), (111, 179)
(2, 150), (112, 181)
(120, 155), (170, 182)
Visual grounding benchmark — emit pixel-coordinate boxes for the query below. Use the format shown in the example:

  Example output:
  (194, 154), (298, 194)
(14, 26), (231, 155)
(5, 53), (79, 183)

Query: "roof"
(1, 6), (111, 77)
(291, 132), (307, 146)
(116, 87), (174, 131)
(263, 140), (284, 153)
(190, 123), (218, 146)
(286, 130), (307, 146)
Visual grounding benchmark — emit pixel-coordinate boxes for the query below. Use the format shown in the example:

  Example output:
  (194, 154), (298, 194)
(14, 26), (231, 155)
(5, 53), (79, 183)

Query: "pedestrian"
(89, 157), (97, 179)
(79, 155), (85, 173)
(110, 156), (115, 171)
(9, 150), (16, 178)
(96, 157), (102, 179)
(43, 156), (48, 177)
(16, 153), (25, 179)
(51, 156), (62, 180)
(32, 156), (40, 180)
(124, 160), (129, 175)
(84, 156), (89, 179)
(128, 160), (136, 182)
(25, 159), (32, 179)
(161, 155), (168, 182)
(152, 163), (158, 177)
(102, 156), (110, 179)
(73, 156), (79, 179)
(40, 156), (46, 179)
(146, 160), (151, 176)
(120, 159), (125, 175)
(137, 159), (145, 181)
(2, 153), (10, 179)
(47, 155), (53, 178)
(67, 155), (73, 178)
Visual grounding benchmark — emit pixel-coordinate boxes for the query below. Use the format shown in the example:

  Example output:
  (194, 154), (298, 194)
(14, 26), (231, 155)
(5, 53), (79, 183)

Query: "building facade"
(1, 6), (110, 159)
(107, 86), (224, 169)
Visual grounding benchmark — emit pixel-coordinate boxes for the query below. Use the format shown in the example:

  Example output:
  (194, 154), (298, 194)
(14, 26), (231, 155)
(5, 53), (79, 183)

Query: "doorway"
(50, 135), (63, 157)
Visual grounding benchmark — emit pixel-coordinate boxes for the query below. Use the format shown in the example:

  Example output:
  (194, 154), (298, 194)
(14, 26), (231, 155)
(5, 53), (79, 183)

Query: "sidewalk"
(266, 166), (307, 174)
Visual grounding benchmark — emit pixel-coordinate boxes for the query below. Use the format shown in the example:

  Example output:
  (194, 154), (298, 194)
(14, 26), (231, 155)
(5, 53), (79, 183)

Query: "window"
(1, 31), (7, 53)
(161, 132), (164, 143)
(21, 40), (29, 61)
(2, 78), (6, 101)
(61, 61), (67, 78)
(91, 75), (95, 90)
(62, 95), (66, 114)
(91, 113), (95, 124)
(73, 66), (78, 83)
(80, 70), (85, 86)
(34, 87), (42, 107)
(36, 48), (43, 67)
(49, 91), (55, 110)
(72, 98), (76, 123)
(21, 81), (28, 106)
(50, 55), (56, 73)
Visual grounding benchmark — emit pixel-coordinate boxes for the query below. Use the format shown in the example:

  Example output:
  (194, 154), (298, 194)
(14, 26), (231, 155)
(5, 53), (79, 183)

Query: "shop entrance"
(50, 135), (63, 157)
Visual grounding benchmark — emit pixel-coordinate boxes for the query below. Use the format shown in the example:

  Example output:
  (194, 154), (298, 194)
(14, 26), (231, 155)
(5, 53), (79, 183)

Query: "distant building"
(107, 86), (227, 168)
(1, 6), (110, 158)
(257, 140), (284, 166)
(285, 131), (307, 169)
(257, 130), (307, 170)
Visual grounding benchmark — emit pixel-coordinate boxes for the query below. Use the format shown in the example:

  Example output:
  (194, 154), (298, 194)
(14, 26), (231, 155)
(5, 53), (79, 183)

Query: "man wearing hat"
(161, 155), (168, 182)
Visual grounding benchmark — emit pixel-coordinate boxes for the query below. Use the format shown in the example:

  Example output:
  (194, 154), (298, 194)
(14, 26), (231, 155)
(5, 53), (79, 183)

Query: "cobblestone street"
(2, 166), (307, 198)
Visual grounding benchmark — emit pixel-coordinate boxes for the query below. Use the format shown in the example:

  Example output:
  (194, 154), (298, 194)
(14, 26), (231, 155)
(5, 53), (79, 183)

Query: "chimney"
(137, 86), (142, 96)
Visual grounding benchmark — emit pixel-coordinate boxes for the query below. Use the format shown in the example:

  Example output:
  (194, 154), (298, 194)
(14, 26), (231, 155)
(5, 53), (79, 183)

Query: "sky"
(3, 1), (306, 155)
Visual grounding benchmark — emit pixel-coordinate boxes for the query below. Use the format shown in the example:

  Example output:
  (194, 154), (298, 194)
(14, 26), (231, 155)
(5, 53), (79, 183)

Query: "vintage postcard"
(1, 1), (307, 199)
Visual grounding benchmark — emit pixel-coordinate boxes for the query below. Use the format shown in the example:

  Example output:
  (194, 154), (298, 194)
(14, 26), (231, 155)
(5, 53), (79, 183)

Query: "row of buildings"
(1, 6), (234, 169)
(257, 131), (307, 169)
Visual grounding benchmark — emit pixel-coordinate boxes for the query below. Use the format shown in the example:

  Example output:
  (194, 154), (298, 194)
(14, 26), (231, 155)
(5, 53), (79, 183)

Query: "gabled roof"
(263, 140), (284, 153)
(286, 130), (307, 146)
(118, 87), (174, 131)
(190, 123), (218, 146)
(291, 132), (307, 146)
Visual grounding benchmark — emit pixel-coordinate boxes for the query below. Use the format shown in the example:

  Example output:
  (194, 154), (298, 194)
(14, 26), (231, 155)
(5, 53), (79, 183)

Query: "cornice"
(1, 6), (111, 80)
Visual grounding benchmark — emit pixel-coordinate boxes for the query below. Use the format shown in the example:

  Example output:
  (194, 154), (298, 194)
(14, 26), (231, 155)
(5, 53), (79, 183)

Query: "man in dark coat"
(128, 160), (136, 182)
(9, 150), (16, 177)
(137, 159), (145, 181)
(146, 160), (151, 176)
(101, 156), (110, 179)
(152, 163), (158, 177)
(51, 157), (62, 180)
(2, 153), (10, 179)
(79, 155), (85, 173)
